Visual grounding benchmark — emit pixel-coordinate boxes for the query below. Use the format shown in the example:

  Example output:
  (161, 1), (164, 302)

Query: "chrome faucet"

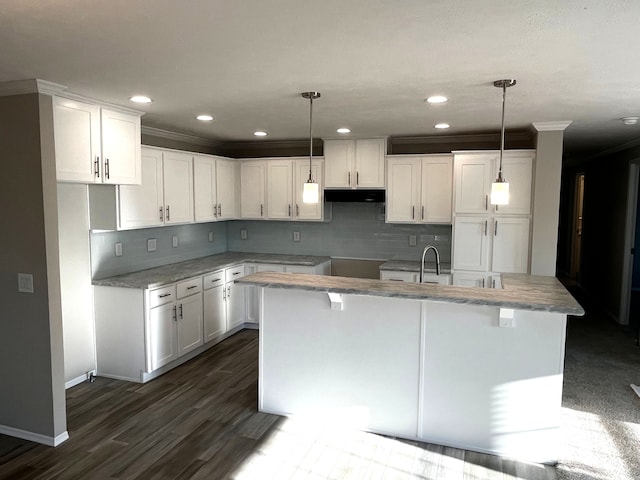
(420, 245), (440, 282)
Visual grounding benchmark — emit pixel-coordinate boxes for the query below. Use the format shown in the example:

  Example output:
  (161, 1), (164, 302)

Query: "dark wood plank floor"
(0, 330), (555, 479)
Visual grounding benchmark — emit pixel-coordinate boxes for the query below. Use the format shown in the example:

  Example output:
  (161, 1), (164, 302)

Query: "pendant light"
(301, 91), (320, 204)
(490, 79), (516, 206)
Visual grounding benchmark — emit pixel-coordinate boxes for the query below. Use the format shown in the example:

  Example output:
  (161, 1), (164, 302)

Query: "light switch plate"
(293, 231), (300, 242)
(147, 238), (157, 252)
(18, 273), (34, 293)
(115, 242), (123, 257)
(172, 235), (178, 248)
(208, 231), (214, 242)
(240, 229), (248, 240)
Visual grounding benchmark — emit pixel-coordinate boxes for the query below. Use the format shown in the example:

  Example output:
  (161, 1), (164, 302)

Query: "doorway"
(621, 162), (640, 342)
(570, 173), (585, 282)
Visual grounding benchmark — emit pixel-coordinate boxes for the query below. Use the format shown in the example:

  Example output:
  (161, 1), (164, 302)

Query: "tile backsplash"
(91, 203), (451, 279)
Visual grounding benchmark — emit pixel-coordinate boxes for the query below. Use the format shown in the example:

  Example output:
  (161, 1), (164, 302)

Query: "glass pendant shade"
(490, 180), (510, 205)
(303, 181), (319, 204)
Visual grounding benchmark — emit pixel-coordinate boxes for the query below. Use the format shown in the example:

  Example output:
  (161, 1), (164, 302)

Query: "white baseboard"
(0, 425), (69, 446)
(65, 370), (96, 389)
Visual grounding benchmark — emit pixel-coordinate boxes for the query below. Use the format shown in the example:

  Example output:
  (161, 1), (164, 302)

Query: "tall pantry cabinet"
(452, 150), (534, 287)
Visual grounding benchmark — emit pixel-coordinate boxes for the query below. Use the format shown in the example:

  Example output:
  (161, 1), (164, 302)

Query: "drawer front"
(225, 265), (246, 283)
(148, 284), (176, 308)
(203, 270), (225, 290)
(256, 263), (285, 273)
(421, 273), (452, 285)
(380, 270), (417, 282)
(176, 277), (203, 298)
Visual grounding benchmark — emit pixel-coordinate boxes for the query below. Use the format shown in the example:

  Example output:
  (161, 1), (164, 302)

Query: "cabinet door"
(267, 159), (293, 219)
(101, 108), (141, 185)
(380, 270), (417, 282)
(494, 153), (533, 216)
(453, 216), (490, 271)
(454, 154), (494, 214)
(226, 282), (245, 330)
(177, 293), (204, 356)
(148, 302), (178, 371)
(119, 147), (164, 229)
(54, 97), (101, 183)
(240, 161), (266, 218)
(354, 138), (385, 188)
(422, 156), (453, 223)
(193, 155), (217, 222)
(244, 265), (260, 325)
(163, 151), (194, 224)
(324, 140), (354, 188)
(491, 217), (530, 273)
(204, 285), (226, 342)
(216, 159), (236, 220)
(293, 158), (323, 220)
(386, 158), (420, 223)
(452, 271), (488, 288)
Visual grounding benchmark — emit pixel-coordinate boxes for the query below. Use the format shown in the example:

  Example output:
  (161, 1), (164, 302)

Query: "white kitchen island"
(236, 272), (584, 465)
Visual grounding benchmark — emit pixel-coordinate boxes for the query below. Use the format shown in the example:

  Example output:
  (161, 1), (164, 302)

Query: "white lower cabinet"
(380, 270), (452, 285)
(148, 301), (178, 371)
(176, 279), (204, 356)
(203, 266), (246, 343)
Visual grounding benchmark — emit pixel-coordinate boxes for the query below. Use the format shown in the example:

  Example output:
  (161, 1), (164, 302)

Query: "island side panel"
(259, 288), (422, 438)
(420, 301), (567, 464)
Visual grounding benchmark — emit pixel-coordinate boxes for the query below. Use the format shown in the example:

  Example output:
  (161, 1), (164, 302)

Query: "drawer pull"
(233, 272), (241, 276)
(187, 285), (198, 290)
(210, 278), (221, 283)
(158, 293), (172, 298)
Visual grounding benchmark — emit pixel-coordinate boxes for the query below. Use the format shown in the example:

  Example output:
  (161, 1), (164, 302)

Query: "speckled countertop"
(236, 272), (585, 315)
(92, 252), (332, 289)
(379, 260), (452, 274)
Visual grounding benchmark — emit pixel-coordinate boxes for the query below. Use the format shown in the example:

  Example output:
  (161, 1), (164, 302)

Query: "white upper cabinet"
(386, 155), (452, 224)
(293, 158), (323, 220)
(267, 159), (294, 219)
(324, 138), (385, 189)
(494, 151), (534, 216)
(193, 155), (217, 222)
(216, 158), (236, 220)
(240, 161), (266, 219)
(453, 152), (496, 214)
(54, 97), (141, 185)
(490, 217), (531, 273)
(119, 147), (164, 229)
(163, 151), (194, 225)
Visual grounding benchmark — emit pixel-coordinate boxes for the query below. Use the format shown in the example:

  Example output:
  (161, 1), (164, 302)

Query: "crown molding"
(0, 78), (67, 97)
(141, 126), (224, 148)
(532, 121), (573, 132)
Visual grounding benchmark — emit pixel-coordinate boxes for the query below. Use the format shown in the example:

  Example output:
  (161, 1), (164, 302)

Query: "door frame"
(570, 172), (585, 281)
(620, 162), (640, 326)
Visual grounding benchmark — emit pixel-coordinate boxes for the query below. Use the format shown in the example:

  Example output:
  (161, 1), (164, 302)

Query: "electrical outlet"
(434, 235), (448, 242)
(208, 231), (214, 242)
(17, 273), (34, 293)
(147, 238), (157, 252)
(115, 242), (123, 257)
(240, 229), (248, 240)
(172, 235), (178, 248)
(293, 231), (300, 242)
(409, 235), (417, 246)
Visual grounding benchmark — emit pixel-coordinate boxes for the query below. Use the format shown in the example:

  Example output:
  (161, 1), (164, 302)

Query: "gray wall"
(92, 222), (228, 279)
(0, 93), (66, 440)
(227, 202), (452, 262)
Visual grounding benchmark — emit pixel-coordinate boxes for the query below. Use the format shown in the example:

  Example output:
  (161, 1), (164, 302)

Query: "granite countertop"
(236, 272), (585, 315)
(92, 252), (332, 289)
(379, 260), (452, 274)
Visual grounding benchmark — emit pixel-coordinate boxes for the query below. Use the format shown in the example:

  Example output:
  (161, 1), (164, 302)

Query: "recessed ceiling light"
(129, 95), (153, 104)
(426, 96), (448, 104)
(337, 128), (351, 134)
(435, 123), (450, 129)
(254, 131), (267, 137)
(622, 116), (639, 125)
(196, 114), (214, 122)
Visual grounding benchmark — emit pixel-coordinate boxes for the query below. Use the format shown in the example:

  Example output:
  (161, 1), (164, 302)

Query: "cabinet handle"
(172, 306), (177, 321)
(412, 206), (415, 220)
(105, 158), (110, 179)
(223, 288), (226, 300)
(227, 285), (231, 298)
(179, 303), (183, 319)
(166, 205), (170, 221)
(495, 220), (498, 236)
(94, 157), (100, 178)
(218, 204), (222, 217)
(482, 278), (485, 288)
(288, 204), (291, 217)
(158, 293), (172, 298)
(485, 195), (488, 211)
(210, 278), (221, 283)
(495, 204), (499, 212)
(296, 204), (299, 217)
(159, 207), (163, 222)
(187, 285), (197, 290)
(348, 171), (351, 186)
(213, 204), (217, 217)
(233, 272), (241, 276)
(492, 279), (496, 288)
(357, 171), (359, 185)
(484, 220), (488, 236)
(260, 204), (263, 217)
(421, 205), (424, 220)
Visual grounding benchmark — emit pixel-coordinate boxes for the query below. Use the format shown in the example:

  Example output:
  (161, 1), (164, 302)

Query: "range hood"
(324, 189), (385, 202)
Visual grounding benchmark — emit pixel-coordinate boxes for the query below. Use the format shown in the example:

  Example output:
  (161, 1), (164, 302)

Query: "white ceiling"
(1, 0), (640, 158)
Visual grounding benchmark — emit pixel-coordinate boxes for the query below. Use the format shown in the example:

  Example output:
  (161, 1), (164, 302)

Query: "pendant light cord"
(308, 95), (314, 182)
(498, 82), (506, 182)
